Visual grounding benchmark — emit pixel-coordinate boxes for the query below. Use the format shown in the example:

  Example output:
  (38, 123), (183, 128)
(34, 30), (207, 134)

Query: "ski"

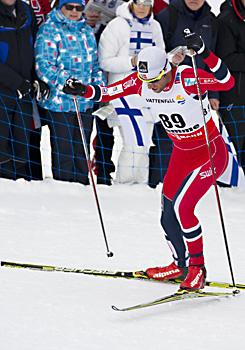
(111, 289), (239, 312)
(1, 260), (245, 290)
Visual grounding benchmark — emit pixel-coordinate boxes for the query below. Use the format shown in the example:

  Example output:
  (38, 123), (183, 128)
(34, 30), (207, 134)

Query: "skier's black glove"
(63, 78), (88, 96)
(184, 32), (205, 54)
(33, 79), (50, 101)
(16, 80), (32, 99)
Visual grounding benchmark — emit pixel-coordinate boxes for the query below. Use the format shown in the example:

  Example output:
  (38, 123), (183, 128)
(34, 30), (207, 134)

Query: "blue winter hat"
(58, 0), (85, 9)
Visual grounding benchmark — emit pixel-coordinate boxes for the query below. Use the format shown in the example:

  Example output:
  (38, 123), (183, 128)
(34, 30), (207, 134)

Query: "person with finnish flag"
(63, 33), (235, 291)
(95, 0), (165, 185)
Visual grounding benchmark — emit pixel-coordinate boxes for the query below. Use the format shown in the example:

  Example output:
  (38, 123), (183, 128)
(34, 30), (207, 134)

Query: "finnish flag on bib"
(218, 121), (245, 188)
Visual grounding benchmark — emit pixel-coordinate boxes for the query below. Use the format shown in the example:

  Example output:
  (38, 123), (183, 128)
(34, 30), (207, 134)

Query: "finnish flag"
(111, 96), (153, 147)
(218, 121), (245, 188)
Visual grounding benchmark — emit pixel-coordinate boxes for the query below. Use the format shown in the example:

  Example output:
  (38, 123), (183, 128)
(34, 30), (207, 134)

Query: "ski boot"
(146, 261), (187, 281)
(179, 265), (206, 291)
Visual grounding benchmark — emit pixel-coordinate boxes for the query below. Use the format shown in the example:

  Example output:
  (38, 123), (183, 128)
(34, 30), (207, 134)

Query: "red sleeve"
(30, 0), (51, 26)
(153, 0), (168, 15)
(83, 72), (143, 102)
(181, 50), (235, 95)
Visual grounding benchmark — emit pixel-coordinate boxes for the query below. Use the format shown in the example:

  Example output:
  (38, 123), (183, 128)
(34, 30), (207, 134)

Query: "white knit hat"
(137, 46), (172, 82)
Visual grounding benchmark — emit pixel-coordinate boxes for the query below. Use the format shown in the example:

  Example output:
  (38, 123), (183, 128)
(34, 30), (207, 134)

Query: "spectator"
(29, 0), (52, 180)
(84, 2), (118, 185)
(85, 1), (127, 186)
(28, 0), (52, 25)
(86, 0), (170, 186)
(0, 0), (38, 180)
(35, 0), (103, 184)
(216, 0), (245, 174)
(84, 3), (104, 40)
(157, 1), (218, 80)
(149, 0), (219, 188)
(98, 0), (165, 184)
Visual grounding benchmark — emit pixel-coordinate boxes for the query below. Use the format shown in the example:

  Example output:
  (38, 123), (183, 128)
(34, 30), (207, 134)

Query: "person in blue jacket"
(0, 0), (37, 180)
(35, 0), (104, 184)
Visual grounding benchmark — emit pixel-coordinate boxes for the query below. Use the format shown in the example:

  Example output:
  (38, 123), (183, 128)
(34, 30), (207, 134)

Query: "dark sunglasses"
(64, 4), (84, 12)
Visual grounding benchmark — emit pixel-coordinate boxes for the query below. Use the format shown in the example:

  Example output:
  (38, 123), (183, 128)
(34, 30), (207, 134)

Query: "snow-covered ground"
(0, 1), (243, 349)
(0, 179), (244, 350)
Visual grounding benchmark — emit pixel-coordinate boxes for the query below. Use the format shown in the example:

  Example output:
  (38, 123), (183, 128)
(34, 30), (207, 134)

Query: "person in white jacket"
(97, 0), (165, 184)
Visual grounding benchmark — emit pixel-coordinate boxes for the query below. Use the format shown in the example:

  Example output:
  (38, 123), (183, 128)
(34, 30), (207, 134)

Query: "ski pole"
(190, 51), (237, 289)
(73, 96), (113, 258)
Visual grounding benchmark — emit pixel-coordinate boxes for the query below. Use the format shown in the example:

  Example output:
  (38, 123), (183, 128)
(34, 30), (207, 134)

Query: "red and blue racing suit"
(83, 50), (234, 267)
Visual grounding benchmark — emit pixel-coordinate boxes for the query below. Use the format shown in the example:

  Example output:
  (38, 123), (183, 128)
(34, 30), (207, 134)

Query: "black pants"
(148, 122), (173, 188)
(45, 109), (93, 184)
(219, 106), (245, 174)
(95, 117), (115, 183)
(0, 94), (32, 180)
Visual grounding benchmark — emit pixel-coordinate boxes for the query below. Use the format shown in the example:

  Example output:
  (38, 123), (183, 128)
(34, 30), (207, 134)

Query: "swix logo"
(190, 270), (203, 288)
(200, 167), (216, 180)
(154, 269), (179, 279)
(123, 77), (137, 89)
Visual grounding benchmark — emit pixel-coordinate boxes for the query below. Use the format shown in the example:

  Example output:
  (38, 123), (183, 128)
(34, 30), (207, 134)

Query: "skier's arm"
(183, 33), (235, 94)
(202, 50), (234, 91)
(63, 72), (142, 102)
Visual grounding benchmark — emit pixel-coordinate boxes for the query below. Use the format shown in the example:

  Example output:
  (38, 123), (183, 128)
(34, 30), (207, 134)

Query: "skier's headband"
(137, 59), (171, 83)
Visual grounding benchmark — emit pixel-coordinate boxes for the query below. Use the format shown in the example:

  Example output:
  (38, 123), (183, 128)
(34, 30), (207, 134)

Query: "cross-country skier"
(63, 32), (235, 291)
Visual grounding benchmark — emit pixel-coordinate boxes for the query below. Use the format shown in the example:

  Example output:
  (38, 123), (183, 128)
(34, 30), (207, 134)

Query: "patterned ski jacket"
(35, 8), (103, 112)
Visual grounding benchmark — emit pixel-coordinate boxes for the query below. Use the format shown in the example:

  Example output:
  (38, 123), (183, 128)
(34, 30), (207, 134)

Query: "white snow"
(0, 2), (243, 349)
(0, 179), (244, 350)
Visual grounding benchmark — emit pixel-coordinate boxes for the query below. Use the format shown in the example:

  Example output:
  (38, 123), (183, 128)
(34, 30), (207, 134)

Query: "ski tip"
(111, 305), (121, 311)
